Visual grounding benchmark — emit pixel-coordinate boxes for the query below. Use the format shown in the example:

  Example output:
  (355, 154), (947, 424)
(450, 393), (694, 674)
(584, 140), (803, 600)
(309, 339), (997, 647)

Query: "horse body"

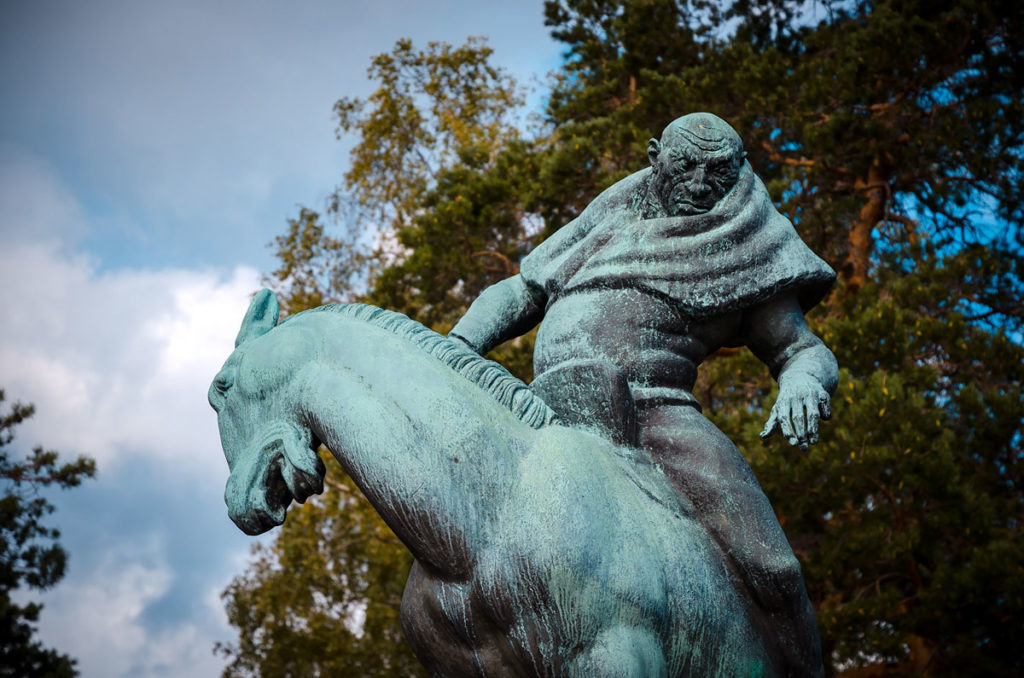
(396, 423), (773, 677)
(211, 291), (779, 677)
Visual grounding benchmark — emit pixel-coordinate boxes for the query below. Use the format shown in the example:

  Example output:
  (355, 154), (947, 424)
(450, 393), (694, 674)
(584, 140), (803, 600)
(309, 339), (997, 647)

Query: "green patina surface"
(212, 293), (778, 676)
(212, 115), (837, 677)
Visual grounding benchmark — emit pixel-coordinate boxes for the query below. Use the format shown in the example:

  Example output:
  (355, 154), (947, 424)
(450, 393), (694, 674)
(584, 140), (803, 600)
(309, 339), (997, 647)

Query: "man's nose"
(688, 166), (709, 195)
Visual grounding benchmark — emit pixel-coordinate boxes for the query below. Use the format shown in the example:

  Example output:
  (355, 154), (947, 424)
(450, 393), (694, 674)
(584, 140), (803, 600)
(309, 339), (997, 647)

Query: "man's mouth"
(672, 198), (712, 215)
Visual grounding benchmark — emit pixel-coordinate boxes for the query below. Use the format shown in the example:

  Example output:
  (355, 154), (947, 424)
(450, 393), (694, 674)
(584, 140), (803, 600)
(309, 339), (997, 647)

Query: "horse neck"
(299, 317), (530, 581)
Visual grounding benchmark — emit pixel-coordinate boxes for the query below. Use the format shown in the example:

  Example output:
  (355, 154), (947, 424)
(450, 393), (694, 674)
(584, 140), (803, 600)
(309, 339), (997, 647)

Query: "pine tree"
(0, 390), (95, 678)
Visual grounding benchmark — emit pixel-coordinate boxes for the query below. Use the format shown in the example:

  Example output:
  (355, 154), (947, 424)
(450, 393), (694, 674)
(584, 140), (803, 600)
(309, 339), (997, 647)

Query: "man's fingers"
(819, 391), (832, 420)
(760, 410), (780, 439)
(779, 404), (797, 447)
(764, 391), (828, 447)
(792, 399), (809, 448)
(804, 396), (820, 446)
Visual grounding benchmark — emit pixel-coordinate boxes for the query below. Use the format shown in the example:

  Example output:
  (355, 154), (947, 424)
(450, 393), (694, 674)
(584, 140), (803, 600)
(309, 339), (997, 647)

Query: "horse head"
(209, 289), (325, 535)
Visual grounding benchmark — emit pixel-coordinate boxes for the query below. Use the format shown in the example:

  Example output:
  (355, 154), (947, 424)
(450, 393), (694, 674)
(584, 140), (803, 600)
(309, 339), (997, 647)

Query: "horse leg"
(570, 625), (667, 678)
(400, 562), (474, 678)
(401, 561), (532, 678)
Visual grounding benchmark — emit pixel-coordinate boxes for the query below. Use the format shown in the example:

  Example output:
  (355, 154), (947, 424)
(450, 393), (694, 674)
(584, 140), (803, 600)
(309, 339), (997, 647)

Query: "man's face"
(653, 141), (742, 216)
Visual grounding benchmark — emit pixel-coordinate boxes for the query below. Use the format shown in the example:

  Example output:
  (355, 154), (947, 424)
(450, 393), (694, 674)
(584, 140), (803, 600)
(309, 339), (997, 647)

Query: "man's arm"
(449, 274), (546, 355)
(743, 293), (838, 449)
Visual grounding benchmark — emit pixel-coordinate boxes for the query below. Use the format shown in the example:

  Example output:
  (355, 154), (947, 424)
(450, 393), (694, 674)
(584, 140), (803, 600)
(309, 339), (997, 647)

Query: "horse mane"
(286, 303), (560, 429)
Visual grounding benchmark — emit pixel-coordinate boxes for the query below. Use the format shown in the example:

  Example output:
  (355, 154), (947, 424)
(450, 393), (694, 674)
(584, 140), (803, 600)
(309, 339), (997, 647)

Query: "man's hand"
(760, 373), (832, 449)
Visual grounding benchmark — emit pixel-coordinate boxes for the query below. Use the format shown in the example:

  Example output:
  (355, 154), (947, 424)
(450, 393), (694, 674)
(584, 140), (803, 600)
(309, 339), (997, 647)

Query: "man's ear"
(648, 138), (661, 167)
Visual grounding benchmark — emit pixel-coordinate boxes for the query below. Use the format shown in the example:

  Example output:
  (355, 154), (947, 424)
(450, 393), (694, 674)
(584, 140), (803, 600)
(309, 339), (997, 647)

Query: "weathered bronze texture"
(212, 114), (836, 676)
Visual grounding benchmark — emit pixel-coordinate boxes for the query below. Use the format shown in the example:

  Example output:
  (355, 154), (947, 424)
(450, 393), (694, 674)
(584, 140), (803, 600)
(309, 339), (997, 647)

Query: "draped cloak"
(520, 162), (836, 319)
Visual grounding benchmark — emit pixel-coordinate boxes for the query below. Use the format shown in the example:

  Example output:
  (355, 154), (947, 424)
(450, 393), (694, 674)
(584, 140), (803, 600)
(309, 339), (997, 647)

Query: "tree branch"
(760, 140), (816, 167)
(470, 250), (518, 275)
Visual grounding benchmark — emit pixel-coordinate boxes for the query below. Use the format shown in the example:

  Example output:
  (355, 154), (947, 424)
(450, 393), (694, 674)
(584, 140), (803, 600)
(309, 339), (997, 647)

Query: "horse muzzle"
(225, 447), (290, 535)
(224, 427), (326, 536)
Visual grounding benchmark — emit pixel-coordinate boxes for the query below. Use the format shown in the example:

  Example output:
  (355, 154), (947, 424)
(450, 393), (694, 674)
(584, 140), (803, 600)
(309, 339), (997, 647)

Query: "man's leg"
(639, 403), (823, 677)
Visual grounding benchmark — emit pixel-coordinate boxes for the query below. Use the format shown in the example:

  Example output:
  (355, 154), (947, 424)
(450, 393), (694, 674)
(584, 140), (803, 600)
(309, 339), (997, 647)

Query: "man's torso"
(534, 287), (742, 409)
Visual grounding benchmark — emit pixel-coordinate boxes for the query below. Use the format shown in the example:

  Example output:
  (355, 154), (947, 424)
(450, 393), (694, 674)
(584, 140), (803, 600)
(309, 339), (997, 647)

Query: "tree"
(703, 248), (1024, 675)
(238, 1), (1024, 674)
(266, 37), (526, 316)
(265, 206), (368, 315)
(265, 38), (541, 368)
(366, 139), (545, 379)
(333, 36), (523, 232)
(0, 390), (96, 677)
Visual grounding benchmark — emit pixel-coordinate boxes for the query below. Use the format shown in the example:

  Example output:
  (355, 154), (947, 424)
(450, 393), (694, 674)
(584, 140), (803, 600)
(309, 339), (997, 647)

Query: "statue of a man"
(450, 112), (835, 674)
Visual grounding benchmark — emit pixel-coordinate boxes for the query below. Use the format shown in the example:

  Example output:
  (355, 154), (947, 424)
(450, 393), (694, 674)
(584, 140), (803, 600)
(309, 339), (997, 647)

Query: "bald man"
(450, 113), (835, 676)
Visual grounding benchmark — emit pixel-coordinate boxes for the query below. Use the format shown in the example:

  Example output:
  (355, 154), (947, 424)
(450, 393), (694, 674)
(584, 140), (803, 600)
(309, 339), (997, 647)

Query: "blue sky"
(0, 2), (560, 675)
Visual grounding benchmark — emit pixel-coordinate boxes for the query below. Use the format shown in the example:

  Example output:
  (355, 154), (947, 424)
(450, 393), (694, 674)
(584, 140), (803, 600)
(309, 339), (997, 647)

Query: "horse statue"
(209, 290), (791, 677)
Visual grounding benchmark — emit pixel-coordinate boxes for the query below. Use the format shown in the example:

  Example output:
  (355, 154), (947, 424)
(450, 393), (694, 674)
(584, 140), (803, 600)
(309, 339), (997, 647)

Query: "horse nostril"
(265, 456), (292, 510)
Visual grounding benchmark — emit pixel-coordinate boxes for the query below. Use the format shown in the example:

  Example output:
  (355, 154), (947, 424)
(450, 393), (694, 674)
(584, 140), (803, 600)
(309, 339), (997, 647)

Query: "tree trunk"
(847, 162), (888, 290)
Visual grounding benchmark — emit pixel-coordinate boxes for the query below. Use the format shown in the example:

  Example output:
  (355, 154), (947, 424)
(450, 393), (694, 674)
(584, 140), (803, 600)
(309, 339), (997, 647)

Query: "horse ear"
(235, 289), (280, 347)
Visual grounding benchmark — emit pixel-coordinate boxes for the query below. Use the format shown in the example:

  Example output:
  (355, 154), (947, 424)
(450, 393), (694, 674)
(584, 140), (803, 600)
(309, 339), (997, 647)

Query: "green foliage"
(334, 36), (523, 225)
(216, 453), (427, 678)
(0, 390), (96, 678)
(266, 207), (368, 314)
(370, 142), (539, 326)
(267, 37), (527, 312)
(536, 0), (708, 220)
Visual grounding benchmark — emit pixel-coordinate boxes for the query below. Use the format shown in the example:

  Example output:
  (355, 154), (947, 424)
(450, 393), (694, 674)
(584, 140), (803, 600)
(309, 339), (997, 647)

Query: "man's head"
(647, 113), (745, 216)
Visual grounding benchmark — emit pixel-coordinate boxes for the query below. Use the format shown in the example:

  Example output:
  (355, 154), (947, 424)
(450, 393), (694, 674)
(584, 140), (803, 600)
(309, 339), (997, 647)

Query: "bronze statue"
(451, 112), (836, 675)
(213, 113), (836, 676)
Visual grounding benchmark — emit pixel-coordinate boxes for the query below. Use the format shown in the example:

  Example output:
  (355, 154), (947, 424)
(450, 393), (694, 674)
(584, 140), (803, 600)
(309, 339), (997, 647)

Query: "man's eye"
(711, 166), (737, 181)
(670, 157), (693, 172)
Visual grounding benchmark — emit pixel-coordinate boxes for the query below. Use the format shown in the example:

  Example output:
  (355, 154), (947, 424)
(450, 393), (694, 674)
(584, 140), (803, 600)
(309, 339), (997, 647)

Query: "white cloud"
(0, 147), (262, 474)
(27, 538), (229, 678)
(0, 235), (266, 678)
(36, 540), (173, 674)
(0, 148), (272, 678)
(0, 239), (260, 470)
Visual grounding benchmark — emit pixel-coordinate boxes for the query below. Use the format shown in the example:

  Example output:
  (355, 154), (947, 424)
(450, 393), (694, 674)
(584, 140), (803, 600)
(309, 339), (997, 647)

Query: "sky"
(0, 2), (561, 676)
